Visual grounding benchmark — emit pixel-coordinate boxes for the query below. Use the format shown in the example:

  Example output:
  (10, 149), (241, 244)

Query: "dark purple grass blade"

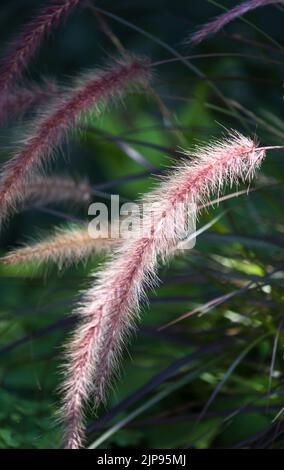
(195, 333), (269, 425)
(0, 315), (76, 356)
(32, 206), (85, 224)
(160, 267), (283, 330)
(234, 420), (284, 448)
(87, 126), (181, 159)
(87, 339), (229, 434)
(267, 317), (284, 408)
(92, 170), (159, 191)
(260, 422), (284, 448)
(125, 405), (282, 429)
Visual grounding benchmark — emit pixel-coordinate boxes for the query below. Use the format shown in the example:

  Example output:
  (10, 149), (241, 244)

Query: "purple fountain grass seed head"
(0, 57), (151, 228)
(0, 80), (59, 124)
(22, 175), (92, 207)
(60, 130), (266, 449)
(0, 0), (81, 96)
(1, 223), (115, 270)
(189, 0), (281, 45)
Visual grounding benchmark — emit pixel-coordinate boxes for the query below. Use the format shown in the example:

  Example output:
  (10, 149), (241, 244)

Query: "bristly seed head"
(60, 130), (266, 449)
(0, 0), (81, 96)
(188, 0), (280, 45)
(0, 57), (151, 229)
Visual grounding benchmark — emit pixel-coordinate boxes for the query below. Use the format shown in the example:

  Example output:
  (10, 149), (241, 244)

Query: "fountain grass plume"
(0, 57), (151, 228)
(1, 223), (115, 270)
(0, 80), (58, 124)
(0, 0), (81, 96)
(22, 175), (92, 207)
(188, 0), (281, 45)
(61, 130), (266, 449)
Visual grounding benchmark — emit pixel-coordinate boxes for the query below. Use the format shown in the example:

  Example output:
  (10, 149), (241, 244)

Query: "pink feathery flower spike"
(61, 131), (267, 449)
(0, 0), (81, 96)
(1, 223), (114, 270)
(22, 175), (92, 207)
(189, 0), (281, 45)
(0, 57), (150, 227)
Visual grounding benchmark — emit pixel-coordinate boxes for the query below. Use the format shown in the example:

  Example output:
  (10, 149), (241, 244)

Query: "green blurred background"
(0, 0), (284, 449)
